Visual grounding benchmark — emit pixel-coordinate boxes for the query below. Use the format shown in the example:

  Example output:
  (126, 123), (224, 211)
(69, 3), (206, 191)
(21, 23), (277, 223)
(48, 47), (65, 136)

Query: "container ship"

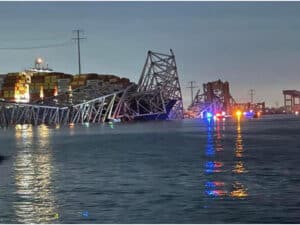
(0, 50), (184, 126)
(0, 57), (131, 104)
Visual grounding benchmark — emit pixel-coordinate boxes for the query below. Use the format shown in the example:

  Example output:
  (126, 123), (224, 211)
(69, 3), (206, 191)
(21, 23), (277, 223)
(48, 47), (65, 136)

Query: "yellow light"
(54, 85), (58, 97)
(40, 86), (44, 99)
(15, 84), (30, 103)
(236, 110), (242, 117)
(25, 84), (30, 102)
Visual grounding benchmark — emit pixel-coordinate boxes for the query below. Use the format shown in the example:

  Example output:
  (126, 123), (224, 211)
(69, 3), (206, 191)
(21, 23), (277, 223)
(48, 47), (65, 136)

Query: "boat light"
(236, 110), (242, 117)
(206, 112), (213, 119)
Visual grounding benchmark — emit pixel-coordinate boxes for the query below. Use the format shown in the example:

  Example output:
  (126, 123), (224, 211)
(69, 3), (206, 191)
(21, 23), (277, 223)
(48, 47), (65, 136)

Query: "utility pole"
(187, 81), (197, 105)
(72, 29), (86, 75)
(249, 89), (255, 103)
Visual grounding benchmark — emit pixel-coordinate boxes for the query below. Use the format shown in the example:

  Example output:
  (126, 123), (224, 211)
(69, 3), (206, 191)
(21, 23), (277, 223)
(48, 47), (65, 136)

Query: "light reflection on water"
(13, 124), (58, 223)
(231, 118), (248, 198)
(1, 117), (298, 223)
(204, 118), (227, 198)
(204, 117), (248, 199)
(235, 118), (244, 158)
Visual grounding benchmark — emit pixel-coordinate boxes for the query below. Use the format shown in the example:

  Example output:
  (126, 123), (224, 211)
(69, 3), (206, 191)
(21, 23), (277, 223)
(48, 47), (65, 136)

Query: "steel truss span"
(129, 49), (183, 119)
(187, 79), (236, 118)
(0, 50), (184, 126)
(0, 90), (126, 126)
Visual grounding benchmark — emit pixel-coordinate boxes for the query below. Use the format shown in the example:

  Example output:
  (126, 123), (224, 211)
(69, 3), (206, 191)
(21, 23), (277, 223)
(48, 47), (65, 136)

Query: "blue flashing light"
(206, 112), (213, 119)
(245, 111), (254, 117)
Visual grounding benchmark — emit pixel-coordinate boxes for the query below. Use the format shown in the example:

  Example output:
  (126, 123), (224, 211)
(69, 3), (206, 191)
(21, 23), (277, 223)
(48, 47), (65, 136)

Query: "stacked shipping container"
(0, 71), (131, 102)
(29, 72), (73, 101)
(0, 75), (7, 99)
(2, 73), (30, 102)
(71, 73), (130, 90)
(30, 74), (45, 101)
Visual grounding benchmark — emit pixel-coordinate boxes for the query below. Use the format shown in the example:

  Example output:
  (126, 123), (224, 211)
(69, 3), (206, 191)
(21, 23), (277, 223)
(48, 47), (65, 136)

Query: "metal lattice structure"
(112, 50), (183, 120)
(283, 90), (300, 113)
(187, 79), (236, 118)
(0, 50), (184, 126)
(0, 89), (127, 126)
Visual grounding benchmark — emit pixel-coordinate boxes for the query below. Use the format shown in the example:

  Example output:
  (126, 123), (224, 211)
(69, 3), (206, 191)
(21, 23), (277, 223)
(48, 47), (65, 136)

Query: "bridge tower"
(137, 49), (184, 119)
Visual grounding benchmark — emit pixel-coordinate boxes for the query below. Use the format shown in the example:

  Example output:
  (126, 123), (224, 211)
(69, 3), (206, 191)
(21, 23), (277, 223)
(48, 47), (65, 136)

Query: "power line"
(72, 29), (86, 76)
(0, 35), (71, 42)
(0, 40), (71, 50)
(187, 81), (197, 105)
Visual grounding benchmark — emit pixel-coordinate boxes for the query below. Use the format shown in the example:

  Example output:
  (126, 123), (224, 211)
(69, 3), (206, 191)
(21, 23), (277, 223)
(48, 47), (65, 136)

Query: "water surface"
(0, 115), (299, 223)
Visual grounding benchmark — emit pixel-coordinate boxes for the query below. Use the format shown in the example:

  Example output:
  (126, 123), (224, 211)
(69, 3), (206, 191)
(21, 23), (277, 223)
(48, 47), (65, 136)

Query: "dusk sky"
(0, 1), (300, 107)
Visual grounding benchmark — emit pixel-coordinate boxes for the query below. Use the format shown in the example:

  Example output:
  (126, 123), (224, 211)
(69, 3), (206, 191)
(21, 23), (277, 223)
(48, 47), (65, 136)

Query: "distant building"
(283, 90), (300, 113)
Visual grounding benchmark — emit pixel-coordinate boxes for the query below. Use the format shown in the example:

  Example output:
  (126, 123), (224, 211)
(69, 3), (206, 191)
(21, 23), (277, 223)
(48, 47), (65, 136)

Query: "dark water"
(0, 115), (300, 223)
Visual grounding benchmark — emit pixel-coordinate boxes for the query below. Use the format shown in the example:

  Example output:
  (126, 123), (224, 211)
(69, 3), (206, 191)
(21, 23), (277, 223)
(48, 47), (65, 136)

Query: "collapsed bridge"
(186, 79), (236, 118)
(0, 50), (183, 126)
(185, 79), (265, 118)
